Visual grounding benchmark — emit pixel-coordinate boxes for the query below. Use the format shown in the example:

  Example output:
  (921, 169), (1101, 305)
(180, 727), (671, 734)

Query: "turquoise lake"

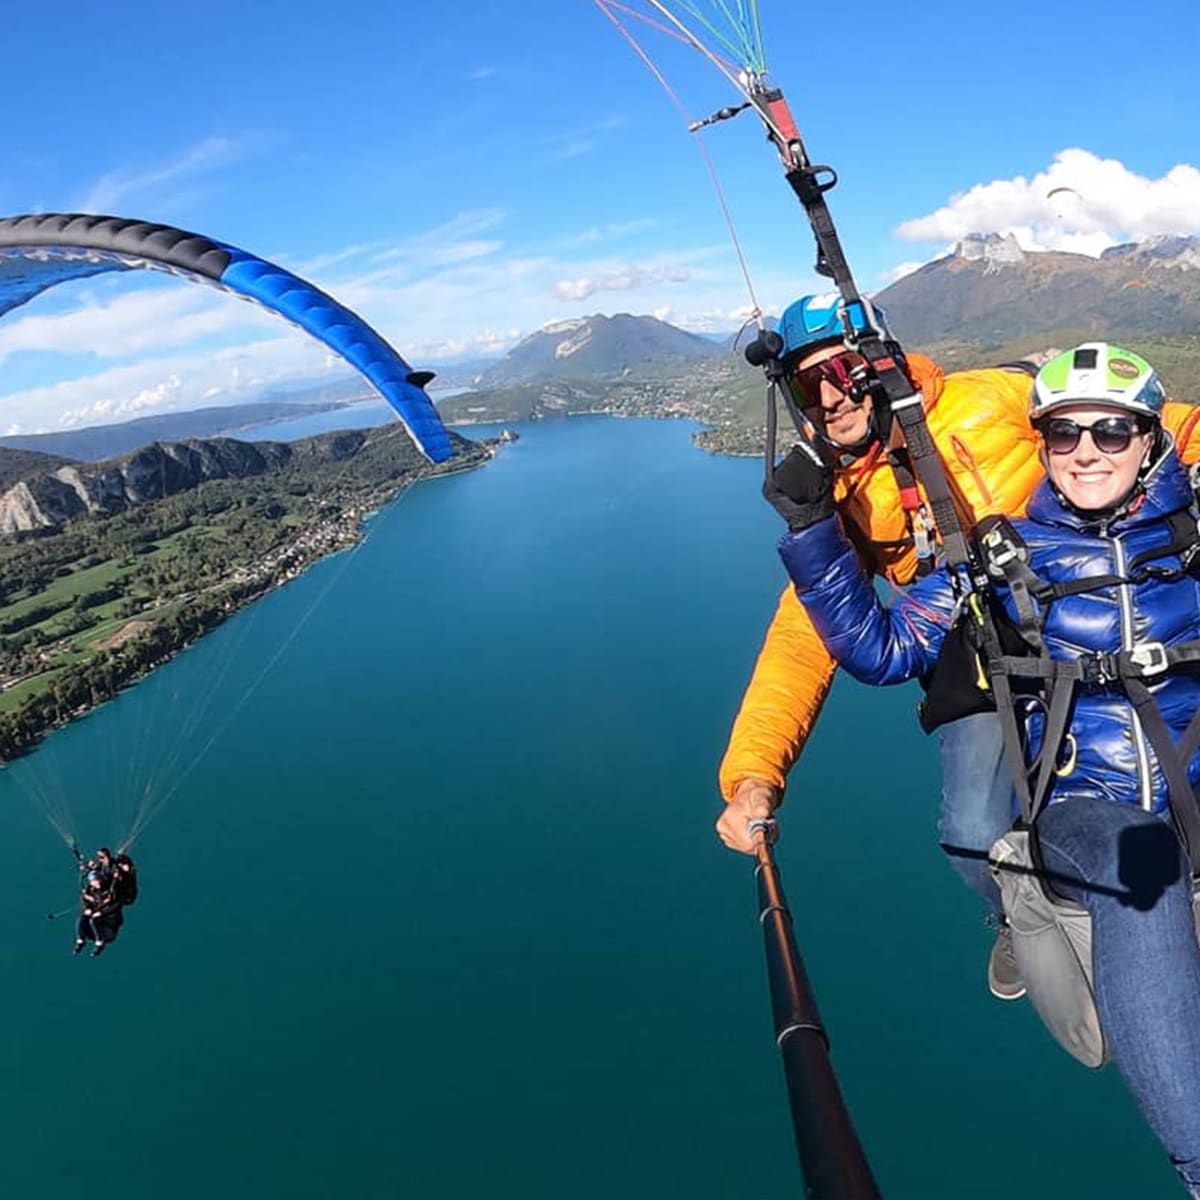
(0, 416), (1177, 1197)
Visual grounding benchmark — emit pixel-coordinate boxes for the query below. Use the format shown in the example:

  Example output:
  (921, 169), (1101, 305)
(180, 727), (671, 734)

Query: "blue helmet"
(778, 293), (890, 360)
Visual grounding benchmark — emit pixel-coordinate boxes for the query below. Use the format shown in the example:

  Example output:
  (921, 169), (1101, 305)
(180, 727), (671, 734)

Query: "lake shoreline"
(0, 443), (498, 766)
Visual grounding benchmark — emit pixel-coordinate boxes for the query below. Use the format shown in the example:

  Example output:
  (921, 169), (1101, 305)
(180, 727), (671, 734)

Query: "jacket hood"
(1026, 439), (1193, 533)
(906, 354), (944, 408)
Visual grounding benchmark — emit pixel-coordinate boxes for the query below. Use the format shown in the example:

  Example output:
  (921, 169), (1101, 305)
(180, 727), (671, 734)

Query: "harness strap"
(887, 396), (973, 572)
(885, 448), (939, 577)
(1129, 509), (1200, 572)
(1028, 679), (1078, 825)
(993, 640), (1200, 686)
(967, 592), (1044, 825)
(976, 518), (1047, 651)
(1122, 677), (1200, 872)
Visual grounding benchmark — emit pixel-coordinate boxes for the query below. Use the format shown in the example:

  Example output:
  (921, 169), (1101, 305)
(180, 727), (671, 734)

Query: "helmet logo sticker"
(1110, 358), (1140, 380)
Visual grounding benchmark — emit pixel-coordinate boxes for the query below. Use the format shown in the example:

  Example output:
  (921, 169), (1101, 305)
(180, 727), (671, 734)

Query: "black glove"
(763, 440), (836, 531)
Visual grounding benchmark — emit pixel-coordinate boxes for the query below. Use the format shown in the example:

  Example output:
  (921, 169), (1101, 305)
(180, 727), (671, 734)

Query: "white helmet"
(1031, 343), (1165, 420)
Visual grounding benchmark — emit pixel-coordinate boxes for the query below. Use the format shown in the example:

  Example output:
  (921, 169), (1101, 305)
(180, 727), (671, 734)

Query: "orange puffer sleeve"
(1165, 401), (1200, 465)
(718, 583), (837, 800)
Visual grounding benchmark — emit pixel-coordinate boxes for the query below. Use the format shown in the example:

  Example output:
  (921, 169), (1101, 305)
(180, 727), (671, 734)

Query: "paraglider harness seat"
(924, 506), (1200, 1066)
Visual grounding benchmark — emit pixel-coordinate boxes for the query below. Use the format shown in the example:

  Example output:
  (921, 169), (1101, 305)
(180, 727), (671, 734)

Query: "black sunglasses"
(1037, 415), (1150, 456)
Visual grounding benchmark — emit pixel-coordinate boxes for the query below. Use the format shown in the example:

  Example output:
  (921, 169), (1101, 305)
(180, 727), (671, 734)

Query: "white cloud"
(286, 242), (389, 276)
(895, 149), (1200, 254)
(554, 263), (692, 300)
(0, 335), (337, 434)
(657, 304), (779, 335)
(561, 218), (660, 247)
(396, 209), (508, 249)
(0, 284), (276, 366)
(428, 239), (504, 265)
(546, 116), (628, 163)
(556, 139), (596, 161)
(80, 136), (257, 214)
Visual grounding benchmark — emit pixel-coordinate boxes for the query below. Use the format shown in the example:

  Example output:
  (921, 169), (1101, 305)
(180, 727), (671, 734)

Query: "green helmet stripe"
(1038, 353), (1073, 392)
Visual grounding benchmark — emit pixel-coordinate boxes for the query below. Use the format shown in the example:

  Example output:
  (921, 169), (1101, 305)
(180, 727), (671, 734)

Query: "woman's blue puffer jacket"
(779, 449), (1200, 814)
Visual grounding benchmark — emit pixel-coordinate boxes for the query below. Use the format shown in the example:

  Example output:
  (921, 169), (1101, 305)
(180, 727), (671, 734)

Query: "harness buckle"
(1127, 641), (1169, 677)
(1081, 652), (1117, 685)
(979, 523), (1025, 575)
(989, 543), (1018, 568)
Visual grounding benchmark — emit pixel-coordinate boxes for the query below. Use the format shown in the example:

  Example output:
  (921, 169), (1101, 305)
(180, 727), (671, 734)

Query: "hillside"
(0, 446), (75, 491)
(0, 427), (488, 760)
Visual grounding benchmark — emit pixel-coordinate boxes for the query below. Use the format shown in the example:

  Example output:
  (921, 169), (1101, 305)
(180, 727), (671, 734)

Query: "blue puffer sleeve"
(778, 516), (960, 685)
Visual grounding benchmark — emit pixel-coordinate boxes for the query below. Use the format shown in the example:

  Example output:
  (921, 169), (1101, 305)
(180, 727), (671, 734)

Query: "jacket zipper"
(1111, 532), (1155, 809)
(950, 436), (994, 507)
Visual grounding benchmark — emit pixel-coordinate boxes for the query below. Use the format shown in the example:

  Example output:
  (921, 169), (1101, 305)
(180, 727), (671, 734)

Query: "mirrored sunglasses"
(791, 350), (869, 408)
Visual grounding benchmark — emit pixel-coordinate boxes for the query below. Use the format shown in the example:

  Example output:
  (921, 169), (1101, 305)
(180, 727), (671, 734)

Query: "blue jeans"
(937, 712), (1014, 915)
(1037, 798), (1200, 1197)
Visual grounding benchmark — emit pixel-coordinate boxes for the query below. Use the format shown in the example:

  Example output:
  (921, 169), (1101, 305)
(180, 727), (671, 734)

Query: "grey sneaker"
(988, 923), (1026, 1001)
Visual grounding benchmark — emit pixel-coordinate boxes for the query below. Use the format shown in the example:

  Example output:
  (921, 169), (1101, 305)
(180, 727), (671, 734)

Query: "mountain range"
(877, 233), (1200, 348)
(477, 313), (718, 386)
(456, 234), (1200, 391)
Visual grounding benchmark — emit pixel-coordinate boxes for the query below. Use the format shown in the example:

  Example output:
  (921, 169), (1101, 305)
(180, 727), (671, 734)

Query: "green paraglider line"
(118, 440), (423, 853)
(667, 0), (766, 72)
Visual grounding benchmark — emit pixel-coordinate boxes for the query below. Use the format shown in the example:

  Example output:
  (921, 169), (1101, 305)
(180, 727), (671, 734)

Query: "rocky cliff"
(0, 438), (291, 534)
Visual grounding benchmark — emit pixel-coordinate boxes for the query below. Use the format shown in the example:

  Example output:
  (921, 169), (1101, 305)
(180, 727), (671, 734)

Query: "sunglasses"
(791, 350), (869, 408)
(1037, 416), (1151, 456)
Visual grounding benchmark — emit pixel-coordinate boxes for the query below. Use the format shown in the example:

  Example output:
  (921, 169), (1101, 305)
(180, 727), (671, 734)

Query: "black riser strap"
(1123, 679), (1200, 872)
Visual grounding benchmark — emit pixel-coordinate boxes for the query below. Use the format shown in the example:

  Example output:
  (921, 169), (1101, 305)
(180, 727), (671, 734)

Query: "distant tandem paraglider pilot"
(70, 846), (138, 958)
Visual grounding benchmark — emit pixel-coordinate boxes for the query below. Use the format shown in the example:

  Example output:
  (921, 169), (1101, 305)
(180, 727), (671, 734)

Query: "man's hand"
(716, 778), (782, 854)
(763, 441), (836, 531)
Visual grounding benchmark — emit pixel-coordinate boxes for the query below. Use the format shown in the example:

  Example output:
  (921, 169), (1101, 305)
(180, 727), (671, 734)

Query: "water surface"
(0, 416), (1175, 1197)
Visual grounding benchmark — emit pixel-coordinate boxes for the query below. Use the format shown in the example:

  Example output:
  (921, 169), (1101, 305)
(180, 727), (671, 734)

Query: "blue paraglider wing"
(0, 213), (452, 463)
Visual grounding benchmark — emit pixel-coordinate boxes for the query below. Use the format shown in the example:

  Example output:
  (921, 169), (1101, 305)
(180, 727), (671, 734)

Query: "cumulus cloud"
(895, 148), (1200, 254)
(0, 284), (276, 366)
(554, 264), (692, 300)
(0, 334), (336, 434)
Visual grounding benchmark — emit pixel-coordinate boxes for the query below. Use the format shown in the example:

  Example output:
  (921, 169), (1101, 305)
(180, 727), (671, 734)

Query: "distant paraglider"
(1046, 186), (1085, 222)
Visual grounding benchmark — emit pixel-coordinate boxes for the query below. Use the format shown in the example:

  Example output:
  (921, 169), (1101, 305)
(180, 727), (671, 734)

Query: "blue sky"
(1, 0), (1198, 432)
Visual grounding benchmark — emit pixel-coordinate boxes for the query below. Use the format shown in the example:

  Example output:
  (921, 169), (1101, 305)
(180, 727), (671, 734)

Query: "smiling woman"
(0, 213), (451, 463)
